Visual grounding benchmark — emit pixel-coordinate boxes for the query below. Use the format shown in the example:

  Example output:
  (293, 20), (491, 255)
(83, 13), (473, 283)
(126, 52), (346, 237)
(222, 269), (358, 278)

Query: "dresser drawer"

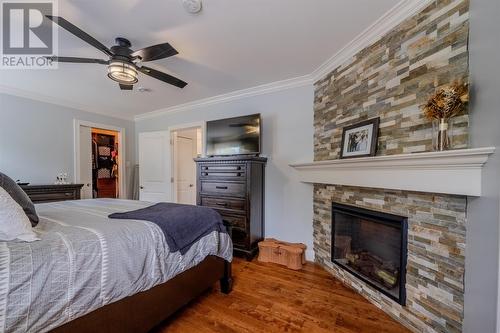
(200, 171), (245, 179)
(200, 181), (246, 197)
(21, 184), (83, 203)
(28, 191), (76, 203)
(200, 164), (245, 172)
(201, 196), (246, 213)
(221, 214), (247, 229)
(200, 164), (246, 180)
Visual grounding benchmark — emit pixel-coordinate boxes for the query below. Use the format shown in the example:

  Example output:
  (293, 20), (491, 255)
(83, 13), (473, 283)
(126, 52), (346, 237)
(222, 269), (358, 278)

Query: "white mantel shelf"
(290, 147), (496, 196)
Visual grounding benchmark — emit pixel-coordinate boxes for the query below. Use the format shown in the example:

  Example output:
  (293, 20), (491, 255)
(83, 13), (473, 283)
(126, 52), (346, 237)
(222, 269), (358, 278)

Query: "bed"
(0, 199), (233, 333)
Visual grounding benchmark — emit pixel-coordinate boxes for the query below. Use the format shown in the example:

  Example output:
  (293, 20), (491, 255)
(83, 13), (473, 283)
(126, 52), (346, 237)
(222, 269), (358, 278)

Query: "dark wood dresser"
(20, 184), (84, 203)
(195, 156), (267, 260)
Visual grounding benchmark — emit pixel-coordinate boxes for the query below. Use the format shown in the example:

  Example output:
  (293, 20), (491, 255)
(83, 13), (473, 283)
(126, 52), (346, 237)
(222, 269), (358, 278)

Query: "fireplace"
(331, 203), (408, 305)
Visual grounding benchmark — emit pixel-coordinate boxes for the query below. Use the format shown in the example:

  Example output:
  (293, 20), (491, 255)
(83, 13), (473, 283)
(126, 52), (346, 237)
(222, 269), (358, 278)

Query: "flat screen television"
(206, 114), (261, 156)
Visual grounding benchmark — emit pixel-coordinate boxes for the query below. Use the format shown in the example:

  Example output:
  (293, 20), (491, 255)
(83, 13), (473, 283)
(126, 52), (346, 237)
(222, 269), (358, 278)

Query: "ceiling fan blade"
(46, 16), (113, 57)
(138, 66), (187, 88)
(132, 43), (178, 62)
(119, 83), (134, 90)
(46, 56), (108, 65)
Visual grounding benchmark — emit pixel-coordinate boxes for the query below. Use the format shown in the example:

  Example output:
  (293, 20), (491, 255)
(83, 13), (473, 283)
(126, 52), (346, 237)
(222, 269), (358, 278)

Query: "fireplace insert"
(331, 202), (408, 305)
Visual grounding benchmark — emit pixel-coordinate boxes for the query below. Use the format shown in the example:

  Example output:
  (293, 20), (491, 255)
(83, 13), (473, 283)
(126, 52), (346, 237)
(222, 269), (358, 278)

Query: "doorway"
(91, 128), (119, 198)
(172, 127), (202, 205)
(75, 120), (125, 199)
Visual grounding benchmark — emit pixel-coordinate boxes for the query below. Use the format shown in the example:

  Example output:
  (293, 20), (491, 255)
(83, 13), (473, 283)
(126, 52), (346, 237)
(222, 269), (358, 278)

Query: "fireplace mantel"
(290, 147), (495, 196)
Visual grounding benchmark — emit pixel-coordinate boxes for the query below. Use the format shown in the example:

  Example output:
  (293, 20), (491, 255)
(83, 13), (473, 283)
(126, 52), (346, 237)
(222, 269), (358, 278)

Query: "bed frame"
(50, 256), (232, 333)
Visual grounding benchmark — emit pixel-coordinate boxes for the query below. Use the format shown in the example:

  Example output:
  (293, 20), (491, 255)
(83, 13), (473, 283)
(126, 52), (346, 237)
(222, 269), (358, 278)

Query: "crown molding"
(310, 0), (434, 83)
(134, 74), (313, 121)
(0, 84), (133, 121)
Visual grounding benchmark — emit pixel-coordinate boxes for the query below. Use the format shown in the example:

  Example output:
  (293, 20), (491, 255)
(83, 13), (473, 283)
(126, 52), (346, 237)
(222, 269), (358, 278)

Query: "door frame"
(74, 119), (126, 199)
(169, 121), (205, 203)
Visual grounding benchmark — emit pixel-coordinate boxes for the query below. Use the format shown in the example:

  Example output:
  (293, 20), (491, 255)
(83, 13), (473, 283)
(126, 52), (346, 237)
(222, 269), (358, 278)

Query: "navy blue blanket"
(108, 203), (227, 255)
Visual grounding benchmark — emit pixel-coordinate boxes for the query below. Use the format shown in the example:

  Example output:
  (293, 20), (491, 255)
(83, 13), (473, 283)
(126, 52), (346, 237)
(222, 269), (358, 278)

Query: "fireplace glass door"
(331, 203), (408, 305)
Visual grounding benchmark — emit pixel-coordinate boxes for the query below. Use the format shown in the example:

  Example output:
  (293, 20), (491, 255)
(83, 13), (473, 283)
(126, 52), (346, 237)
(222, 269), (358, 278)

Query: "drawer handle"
(216, 202), (228, 207)
(203, 173), (208, 176)
(237, 173), (242, 177)
(215, 186), (228, 190)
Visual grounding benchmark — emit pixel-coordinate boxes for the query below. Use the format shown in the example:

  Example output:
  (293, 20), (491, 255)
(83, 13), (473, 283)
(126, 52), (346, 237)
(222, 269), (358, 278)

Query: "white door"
(79, 126), (93, 199)
(175, 135), (197, 205)
(139, 131), (170, 202)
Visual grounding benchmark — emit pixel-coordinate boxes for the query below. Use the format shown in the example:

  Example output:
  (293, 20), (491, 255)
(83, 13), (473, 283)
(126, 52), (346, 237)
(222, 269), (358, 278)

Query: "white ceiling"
(0, 0), (399, 119)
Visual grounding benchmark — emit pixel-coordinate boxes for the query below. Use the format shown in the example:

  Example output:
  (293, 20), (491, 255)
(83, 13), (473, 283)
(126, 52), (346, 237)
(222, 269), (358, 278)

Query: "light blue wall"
(0, 93), (136, 198)
(136, 84), (316, 258)
(464, 0), (500, 332)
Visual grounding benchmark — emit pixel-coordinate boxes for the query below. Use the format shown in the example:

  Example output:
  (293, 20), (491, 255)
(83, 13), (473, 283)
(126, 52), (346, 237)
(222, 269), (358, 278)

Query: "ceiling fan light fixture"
(107, 60), (138, 84)
(46, 16), (187, 89)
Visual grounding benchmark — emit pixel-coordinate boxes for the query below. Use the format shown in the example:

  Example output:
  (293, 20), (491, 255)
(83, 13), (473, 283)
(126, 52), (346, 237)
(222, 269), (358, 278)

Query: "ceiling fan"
(45, 16), (187, 91)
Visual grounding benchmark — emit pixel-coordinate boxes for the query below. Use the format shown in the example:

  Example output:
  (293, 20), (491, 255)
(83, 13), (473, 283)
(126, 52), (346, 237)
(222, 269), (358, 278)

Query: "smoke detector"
(182, 0), (202, 14)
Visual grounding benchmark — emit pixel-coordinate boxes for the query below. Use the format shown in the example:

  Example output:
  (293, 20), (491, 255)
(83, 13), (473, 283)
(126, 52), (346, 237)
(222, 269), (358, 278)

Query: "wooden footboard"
(50, 256), (232, 333)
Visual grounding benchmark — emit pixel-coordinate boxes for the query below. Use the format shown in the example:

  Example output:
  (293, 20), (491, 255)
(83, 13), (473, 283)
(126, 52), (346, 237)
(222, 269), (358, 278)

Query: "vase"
(432, 118), (453, 151)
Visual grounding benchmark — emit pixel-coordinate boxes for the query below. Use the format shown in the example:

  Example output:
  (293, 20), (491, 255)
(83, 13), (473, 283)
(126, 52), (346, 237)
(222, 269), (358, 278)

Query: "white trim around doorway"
(73, 119), (126, 199)
(169, 121), (205, 203)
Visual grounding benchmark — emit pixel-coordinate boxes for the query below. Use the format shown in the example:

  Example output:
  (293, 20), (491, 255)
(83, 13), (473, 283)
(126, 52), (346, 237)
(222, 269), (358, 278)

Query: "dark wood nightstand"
(20, 184), (84, 203)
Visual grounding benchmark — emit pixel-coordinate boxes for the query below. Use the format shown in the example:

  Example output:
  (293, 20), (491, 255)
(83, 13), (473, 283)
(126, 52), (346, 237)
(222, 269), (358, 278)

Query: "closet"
(92, 129), (119, 198)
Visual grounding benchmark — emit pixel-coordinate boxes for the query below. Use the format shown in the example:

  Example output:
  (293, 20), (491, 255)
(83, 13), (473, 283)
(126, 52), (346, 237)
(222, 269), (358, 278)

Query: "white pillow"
(0, 186), (39, 242)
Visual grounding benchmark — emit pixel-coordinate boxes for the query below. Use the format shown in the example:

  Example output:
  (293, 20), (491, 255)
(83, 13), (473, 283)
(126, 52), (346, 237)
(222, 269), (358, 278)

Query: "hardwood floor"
(155, 258), (410, 333)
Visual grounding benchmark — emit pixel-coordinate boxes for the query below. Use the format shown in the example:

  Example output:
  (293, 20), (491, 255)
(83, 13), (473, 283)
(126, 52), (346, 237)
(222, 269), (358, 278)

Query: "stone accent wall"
(314, 185), (466, 332)
(314, 0), (470, 161)
(312, 1), (470, 332)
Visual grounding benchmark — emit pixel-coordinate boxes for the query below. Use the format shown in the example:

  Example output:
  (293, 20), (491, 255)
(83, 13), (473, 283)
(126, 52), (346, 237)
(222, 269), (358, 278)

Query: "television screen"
(206, 114), (261, 156)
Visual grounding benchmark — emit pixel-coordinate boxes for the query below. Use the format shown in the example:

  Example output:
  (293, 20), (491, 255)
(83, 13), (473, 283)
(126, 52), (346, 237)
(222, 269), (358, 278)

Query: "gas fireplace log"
(375, 269), (398, 288)
(346, 253), (359, 264)
(345, 250), (399, 289)
(360, 252), (383, 266)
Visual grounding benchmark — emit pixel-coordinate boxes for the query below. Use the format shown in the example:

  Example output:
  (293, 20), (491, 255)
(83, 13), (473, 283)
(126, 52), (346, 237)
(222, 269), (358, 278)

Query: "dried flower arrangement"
(422, 81), (469, 120)
(422, 80), (469, 151)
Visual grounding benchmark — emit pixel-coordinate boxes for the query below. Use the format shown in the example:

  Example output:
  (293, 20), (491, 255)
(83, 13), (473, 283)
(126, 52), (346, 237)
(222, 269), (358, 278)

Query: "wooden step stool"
(258, 238), (306, 270)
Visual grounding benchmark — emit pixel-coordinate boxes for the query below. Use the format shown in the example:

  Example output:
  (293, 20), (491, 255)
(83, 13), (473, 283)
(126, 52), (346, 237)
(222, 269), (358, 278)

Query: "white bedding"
(0, 199), (232, 333)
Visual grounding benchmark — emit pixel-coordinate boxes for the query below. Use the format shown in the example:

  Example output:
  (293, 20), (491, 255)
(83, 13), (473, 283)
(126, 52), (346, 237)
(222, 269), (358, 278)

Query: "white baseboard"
(305, 249), (315, 262)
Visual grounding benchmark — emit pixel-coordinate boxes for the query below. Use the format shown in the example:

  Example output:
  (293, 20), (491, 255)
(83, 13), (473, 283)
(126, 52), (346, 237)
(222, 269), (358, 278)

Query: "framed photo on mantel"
(340, 118), (380, 159)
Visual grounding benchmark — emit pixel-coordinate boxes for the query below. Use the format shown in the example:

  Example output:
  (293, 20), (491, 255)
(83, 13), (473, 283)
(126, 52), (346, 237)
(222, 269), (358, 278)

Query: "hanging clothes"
(111, 164), (118, 178)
